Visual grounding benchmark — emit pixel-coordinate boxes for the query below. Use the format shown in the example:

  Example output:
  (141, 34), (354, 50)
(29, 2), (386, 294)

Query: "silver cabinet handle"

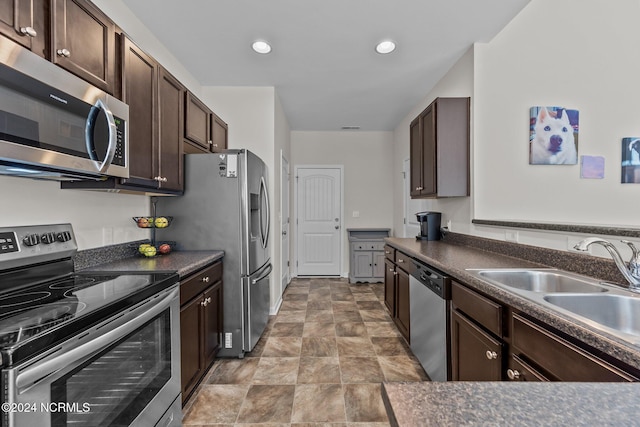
(485, 350), (498, 360)
(507, 369), (521, 380)
(202, 276), (210, 283)
(57, 48), (71, 57)
(20, 26), (37, 37)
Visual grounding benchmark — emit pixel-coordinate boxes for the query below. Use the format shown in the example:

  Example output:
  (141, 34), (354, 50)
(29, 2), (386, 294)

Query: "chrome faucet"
(573, 237), (640, 292)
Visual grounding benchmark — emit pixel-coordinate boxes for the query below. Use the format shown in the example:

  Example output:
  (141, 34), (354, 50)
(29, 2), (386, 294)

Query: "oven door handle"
(16, 286), (179, 393)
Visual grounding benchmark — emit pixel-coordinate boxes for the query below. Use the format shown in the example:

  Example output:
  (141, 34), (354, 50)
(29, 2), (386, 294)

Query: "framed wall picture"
(529, 106), (579, 165)
(621, 137), (640, 183)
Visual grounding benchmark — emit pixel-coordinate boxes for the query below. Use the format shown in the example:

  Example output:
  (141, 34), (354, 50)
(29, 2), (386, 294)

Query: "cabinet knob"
(20, 26), (37, 37)
(201, 299), (208, 307)
(388, 268), (394, 272)
(206, 297), (212, 304)
(393, 271), (398, 276)
(56, 48), (71, 58)
(415, 186), (423, 191)
(485, 350), (498, 360)
(398, 259), (404, 263)
(385, 250), (391, 254)
(507, 369), (521, 380)
(202, 276), (210, 283)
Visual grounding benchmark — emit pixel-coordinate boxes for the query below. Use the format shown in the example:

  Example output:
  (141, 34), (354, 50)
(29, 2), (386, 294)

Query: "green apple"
(143, 245), (157, 257)
(154, 217), (169, 228)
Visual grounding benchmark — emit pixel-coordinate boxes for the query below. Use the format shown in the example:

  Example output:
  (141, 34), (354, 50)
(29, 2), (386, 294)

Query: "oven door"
(2, 285), (181, 427)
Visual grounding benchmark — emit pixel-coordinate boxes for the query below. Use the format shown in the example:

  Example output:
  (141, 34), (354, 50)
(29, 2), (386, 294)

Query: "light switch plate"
(352, 211), (360, 218)
(505, 231), (518, 243)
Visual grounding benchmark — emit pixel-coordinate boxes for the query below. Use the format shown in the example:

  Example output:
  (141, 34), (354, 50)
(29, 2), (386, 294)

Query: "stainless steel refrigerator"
(157, 149), (271, 358)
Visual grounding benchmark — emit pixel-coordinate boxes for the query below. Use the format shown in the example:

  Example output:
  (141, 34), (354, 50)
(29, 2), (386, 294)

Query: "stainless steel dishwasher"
(409, 258), (451, 381)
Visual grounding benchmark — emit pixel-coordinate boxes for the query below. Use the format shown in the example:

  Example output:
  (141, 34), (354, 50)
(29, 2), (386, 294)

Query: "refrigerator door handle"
(259, 176), (270, 249)
(252, 263), (273, 285)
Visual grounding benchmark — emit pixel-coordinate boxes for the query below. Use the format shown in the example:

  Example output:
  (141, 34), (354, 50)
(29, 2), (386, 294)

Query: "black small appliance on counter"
(415, 211), (442, 240)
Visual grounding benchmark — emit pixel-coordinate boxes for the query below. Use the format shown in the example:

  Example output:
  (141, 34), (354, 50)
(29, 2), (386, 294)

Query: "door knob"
(282, 230), (287, 236)
(335, 225), (339, 229)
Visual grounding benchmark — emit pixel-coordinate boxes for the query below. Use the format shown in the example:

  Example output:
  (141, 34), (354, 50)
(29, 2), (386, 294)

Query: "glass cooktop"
(0, 271), (178, 366)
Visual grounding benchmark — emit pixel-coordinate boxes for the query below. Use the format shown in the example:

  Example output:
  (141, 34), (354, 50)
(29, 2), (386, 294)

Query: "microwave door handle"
(85, 98), (117, 173)
(260, 176), (270, 248)
(15, 286), (178, 393)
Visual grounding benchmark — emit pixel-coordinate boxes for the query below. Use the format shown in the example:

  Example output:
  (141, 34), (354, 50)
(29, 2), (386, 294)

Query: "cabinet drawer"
(384, 245), (395, 261)
(395, 251), (411, 270)
(511, 313), (635, 382)
(507, 354), (548, 382)
(180, 261), (223, 305)
(451, 281), (503, 337)
(352, 241), (385, 251)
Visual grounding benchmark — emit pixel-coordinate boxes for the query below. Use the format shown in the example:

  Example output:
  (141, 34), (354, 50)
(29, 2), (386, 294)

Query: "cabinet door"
(409, 117), (422, 197)
(353, 251), (373, 278)
(372, 252), (386, 279)
(180, 296), (203, 403)
(450, 309), (503, 381)
(185, 91), (211, 151)
(121, 37), (158, 186)
(0, 0), (46, 55)
(203, 281), (223, 366)
(507, 354), (548, 382)
(420, 104), (437, 196)
(211, 113), (228, 152)
(384, 259), (396, 315)
(51, 0), (116, 93)
(395, 267), (411, 341)
(158, 67), (184, 191)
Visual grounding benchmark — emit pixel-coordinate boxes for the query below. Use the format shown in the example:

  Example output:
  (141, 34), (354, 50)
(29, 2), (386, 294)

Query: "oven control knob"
(23, 234), (40, 246)
(41, 232), (57, 244)
(56, 232), (72, 242)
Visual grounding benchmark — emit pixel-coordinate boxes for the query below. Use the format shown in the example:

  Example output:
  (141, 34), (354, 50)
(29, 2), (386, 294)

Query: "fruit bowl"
(133, 216), (173, 228)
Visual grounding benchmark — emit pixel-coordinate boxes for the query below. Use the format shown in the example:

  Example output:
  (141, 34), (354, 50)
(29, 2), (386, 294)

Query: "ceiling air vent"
(341, 126), (360, 130)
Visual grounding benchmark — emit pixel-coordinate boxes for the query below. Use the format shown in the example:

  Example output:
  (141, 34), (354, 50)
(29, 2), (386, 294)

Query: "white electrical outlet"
(352, 211), (360, 218)
(505, 231), (519, 243)
(446, 220), (452, 231)
(225, 332), (233, 348)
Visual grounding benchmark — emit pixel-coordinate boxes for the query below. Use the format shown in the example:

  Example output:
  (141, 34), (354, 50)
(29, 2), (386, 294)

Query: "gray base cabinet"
(347, 228), (390, 283)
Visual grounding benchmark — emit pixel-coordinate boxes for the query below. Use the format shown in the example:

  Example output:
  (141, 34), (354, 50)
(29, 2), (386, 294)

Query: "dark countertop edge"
(383, 237), (640, 371)
(80, 250), (224, 279)
(381, 382), (640, 427)
(473, 218), (640, 238)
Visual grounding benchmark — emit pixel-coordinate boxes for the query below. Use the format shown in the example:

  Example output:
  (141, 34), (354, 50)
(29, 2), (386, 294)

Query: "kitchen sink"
(470, 269), (608, 293)
(543, 294), (640, 337)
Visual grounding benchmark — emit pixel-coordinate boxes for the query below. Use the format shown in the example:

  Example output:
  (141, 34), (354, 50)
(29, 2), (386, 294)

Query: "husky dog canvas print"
(621, 137), (640, 183)
(529, 106), (579, 165)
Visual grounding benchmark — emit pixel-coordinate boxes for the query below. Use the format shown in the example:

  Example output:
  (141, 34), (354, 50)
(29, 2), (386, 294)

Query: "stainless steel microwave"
(0, 41), (128, 181)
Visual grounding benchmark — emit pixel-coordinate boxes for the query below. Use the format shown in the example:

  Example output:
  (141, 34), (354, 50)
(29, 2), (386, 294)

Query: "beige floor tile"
(359, 310), (392, 322)
(280, 300), (309, 311)
(302, 322), (336, 337)
(331, 292), (355, 301)
(292, 424), (347, 427)
(356, 300), (385, 310)
(336, 337), (376, 357)
(371, 337), (410, 356)
(339, 357), (384, 383)
(207, 358), (259, 384)
(307, 292), (332, 302)
(352, 292), (380, 301)
(343, 383), (388, 423)
(300, 337), (338, 357)
(252, 357), (300, 384)
(270, 322), (305, 337)
(262, 337), (302, 357)
(285, 293), (309, 301)
(365, 322), (401, 337)
(236, 384), (296, 423)
(276, 310), (307, 323)
(331, 301), (359, 312)
(349, 284), (372, 293)
(305, 309), (334, 323)
(378, 356), (428, 382)
(297, 357), (341, 383)
(307, 300), (333, 310)
(335, 322), (367, 337)
(182, 384), (248, 424)
(332, 310), (363, 323)
(291, 384), (346, 423)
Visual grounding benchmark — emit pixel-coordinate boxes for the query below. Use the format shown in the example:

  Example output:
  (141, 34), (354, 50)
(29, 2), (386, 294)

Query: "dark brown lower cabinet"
(383, 258), (396, 315)
(383, 253), (410, 342)
(450, 309), (503, 381)
(180, 261), (223, 404)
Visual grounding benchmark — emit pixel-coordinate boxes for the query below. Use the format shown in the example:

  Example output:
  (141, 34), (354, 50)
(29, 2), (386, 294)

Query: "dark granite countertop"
(384, 237), (640, 370)
(80, 250), (224, 278)
(382, 382), (640, 427)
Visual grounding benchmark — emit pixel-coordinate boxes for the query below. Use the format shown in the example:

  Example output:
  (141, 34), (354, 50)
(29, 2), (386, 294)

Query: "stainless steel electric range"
(0, 224), (181, 427)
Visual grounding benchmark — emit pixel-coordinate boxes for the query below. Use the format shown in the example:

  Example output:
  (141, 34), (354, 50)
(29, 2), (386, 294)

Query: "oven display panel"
(0, 232), (18, 254)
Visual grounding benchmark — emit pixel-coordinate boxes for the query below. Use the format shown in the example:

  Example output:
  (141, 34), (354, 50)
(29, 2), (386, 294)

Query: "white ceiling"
(121, 0), (530, 131)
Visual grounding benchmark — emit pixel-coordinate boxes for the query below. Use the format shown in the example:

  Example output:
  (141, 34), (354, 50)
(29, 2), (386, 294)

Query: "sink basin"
(543, 294), (640, 337)
(473, 269), (608, 293)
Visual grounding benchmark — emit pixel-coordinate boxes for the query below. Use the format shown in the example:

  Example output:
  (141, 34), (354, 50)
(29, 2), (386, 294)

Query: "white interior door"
(296, 167), (342, 276)
(281, 153), (290, 289)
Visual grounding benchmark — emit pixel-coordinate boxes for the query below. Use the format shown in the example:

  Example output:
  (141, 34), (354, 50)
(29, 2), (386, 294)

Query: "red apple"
(158, 243), (171, 255)
(137, 217), (149, 228)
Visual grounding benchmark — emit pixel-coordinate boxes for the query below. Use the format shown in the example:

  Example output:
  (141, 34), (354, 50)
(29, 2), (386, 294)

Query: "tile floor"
(182, 277), (428, 426)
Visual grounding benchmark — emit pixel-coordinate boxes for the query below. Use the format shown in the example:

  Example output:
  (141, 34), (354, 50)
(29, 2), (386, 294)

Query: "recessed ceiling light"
(375, 40), (396, 54)
(252, 40), (272, 54)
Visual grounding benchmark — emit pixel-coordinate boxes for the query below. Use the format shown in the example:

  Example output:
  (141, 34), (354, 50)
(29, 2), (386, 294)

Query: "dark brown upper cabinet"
(0, 0), (48, 57)
(157, 67), (185, 192)
(410, 97), (470, 198)
(184, 91), (229, 154)
(210, 111), (228, 152)
(51, 0), (116, 94)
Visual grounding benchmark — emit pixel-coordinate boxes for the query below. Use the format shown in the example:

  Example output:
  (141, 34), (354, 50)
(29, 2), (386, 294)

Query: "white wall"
(392, 0), (640, 260)
(392, 47), (475, 238)
(291, 131), (394, 277)
(0, 176), (148, 249)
